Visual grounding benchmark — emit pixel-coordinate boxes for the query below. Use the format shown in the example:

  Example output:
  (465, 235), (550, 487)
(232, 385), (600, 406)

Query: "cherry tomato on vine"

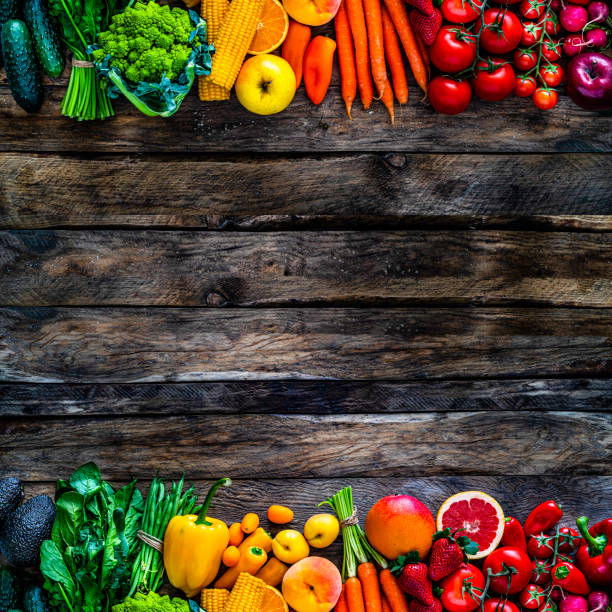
(477, 8), (522, 53)
(430, 26), (477, 73)
(542, 39), (562, 61)
(533, 87), (558, 110)
(539, 63), (563, 87)
(520, 0), (546, 19)
(538, 601), (559, 612)
(520, 585), (547, 610)
(521, 21), (543, 46)
(514, 48), (537, 71)
(558, 527), (580, 554)
(439, 564), (486, 612)
(531, 559), (553, 585)
(528, 533), (555, 559)
(483, 600), (520, 612)
(482, 546), (532, 594)
(544, 11), (561, 35)
(515, 74), (537, 96)
(441, 0), (484, 23)
(471, 57), (516, 102)
(428, 76), (472, 115)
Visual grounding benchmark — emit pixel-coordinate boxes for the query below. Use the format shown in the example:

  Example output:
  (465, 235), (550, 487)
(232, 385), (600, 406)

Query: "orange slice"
(248, 0), (289, 55)
(261, 585), (289, 612)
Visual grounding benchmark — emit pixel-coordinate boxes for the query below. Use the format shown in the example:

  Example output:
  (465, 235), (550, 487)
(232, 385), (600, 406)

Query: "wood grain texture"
(1, 412), (610, 479)
(1, 307), (610, 382)
(2, 379), (610, 416)
(2, 230), (611, 307)
(0, 82), (611, 152)
(1, 154), (611, 230)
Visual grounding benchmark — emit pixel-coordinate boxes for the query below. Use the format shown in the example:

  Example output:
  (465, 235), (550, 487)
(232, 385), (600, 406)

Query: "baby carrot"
(336, 584), (349, 612)
(379, 569), (409, 612)
(382, 0), (428, 93)
(363, 0), (387, 98)
(346, 576), (366, 612)
(381, 5), (408, 104)
(335, 0), (358, 118)
(346, 0), (374, 109)
(358, 562), (383, 612)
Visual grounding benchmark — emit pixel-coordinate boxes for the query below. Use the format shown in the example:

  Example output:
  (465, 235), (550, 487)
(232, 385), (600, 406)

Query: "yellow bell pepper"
(163, 478), (232, 597)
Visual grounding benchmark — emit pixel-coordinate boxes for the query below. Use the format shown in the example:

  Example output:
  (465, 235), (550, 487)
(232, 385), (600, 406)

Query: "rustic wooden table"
(0, 64), (611, 571)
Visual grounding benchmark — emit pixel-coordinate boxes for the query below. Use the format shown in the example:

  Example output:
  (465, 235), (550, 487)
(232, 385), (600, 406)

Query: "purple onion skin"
(587, 27), (608, 47)
(588, 592), (610, 612)
(561, 596), (589, 612)
(588, 0), (609, 20)
(567, 51), (612, 111)
(560, 4), (590, 30)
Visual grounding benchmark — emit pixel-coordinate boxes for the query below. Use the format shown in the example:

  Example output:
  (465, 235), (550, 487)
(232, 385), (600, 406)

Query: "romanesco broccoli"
(111, 591), (190, 612)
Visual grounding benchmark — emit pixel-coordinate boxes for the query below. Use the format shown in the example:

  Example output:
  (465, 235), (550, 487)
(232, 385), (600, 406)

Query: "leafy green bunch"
(92, 2), (197, 83)
(40, 463), (144, 612)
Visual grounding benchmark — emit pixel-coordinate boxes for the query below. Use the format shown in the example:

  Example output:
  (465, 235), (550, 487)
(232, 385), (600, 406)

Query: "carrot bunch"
(334, 0), (429, 123)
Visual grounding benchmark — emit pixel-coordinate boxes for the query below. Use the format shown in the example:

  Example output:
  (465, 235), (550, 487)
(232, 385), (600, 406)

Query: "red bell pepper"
(552, 561), (590, 595)
(575, 516), (612, 587)
(303, 36), (337, 105)
(502, 517), (527, 552)
(524, 501), (563, 536)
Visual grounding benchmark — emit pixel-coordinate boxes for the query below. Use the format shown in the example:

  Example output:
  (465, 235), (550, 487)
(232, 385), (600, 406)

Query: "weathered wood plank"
(1, 412), (610, 478)
(2, 230), (611, 307)
(2, 379), (610, 416)
(0, 82), (610, 152)
(1, 154), (611, 230)
(1, 308), (610, 382)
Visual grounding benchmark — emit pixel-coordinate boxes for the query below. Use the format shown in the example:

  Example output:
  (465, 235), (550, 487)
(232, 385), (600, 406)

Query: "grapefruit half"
(436, 491), (505, 559)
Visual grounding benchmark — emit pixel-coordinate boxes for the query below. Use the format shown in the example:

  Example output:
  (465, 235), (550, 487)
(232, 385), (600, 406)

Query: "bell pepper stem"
(576, 516), (608, 556)
(196, 477), (232, 525)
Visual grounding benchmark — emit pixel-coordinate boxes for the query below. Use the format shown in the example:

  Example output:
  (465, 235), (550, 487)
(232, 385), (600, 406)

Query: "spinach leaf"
(40, 540), (77, 602)
(55, 491), (85, 547)
(69, 463), (102, 500)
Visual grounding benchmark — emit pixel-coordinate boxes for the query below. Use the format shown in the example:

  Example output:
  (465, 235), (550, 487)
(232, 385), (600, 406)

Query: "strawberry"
(429, 528), (480, 582)
(392, 554), (435, 605)
(410, 598), (443, 612)
(405, 0), (435, 16)
(409, 7), (443, 46)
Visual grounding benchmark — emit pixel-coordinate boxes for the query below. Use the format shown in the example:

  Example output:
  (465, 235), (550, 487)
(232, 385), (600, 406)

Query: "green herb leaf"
(69, 463), (102, 500)
(40, 540), (77, 601)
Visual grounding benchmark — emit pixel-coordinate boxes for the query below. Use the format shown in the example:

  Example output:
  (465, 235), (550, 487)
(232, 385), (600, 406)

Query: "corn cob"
(200, 588), (229, 612)
(223, 572), (267, 612)
(199, 0), (231, 101)
(208, 0), (265, 91)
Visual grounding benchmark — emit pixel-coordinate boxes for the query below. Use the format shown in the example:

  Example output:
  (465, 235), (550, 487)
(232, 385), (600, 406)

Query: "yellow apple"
(283, 0), (342, 26)
(235, 54), (296, 116)
(272, 529), (310, 564)
(303, 514), (340, 549)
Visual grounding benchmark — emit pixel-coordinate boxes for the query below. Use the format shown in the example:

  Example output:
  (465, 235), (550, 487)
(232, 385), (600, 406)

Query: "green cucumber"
(1, 19), (43, 113)
(23, 0), (63, 77)
(0, 0), (20, 67)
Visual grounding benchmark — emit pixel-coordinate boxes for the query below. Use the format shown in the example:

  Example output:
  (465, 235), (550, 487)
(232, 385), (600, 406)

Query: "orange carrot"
(382, 0), (428, 93)
(345, 576), (366, 612)
(336, 584), (349, 612)
(379, 569), (409, 612)
(363, 0), (387, 98)
(380, 76), (395, 123)
(335, 0), (358, 118)
(382, 594), (393, 612)
(415, 32), (430, 78)
(358, 563), (383, 612)
(346, 0), (374, 109)
(381, 5), (408, 104)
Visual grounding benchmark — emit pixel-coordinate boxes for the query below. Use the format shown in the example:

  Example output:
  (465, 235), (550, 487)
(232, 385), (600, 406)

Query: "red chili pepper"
(524, 501), (563, 536)
(303, 36), (337, 105)
(551, 561), (590, 595)
(282, 20), (311, 89)
(575, 516), (612, 587)
(502, 517), (527, 552)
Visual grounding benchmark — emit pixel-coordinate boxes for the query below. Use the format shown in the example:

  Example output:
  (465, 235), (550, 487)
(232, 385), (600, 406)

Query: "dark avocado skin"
(0, 566), (20, 612)
(0, 495), (55, 567)
(1, 19), (43, 113)
(23, 0), (64, 77)
(0, 0), (20, 68)
(23, 586), (51, 612)
(0, 478), (24, 525)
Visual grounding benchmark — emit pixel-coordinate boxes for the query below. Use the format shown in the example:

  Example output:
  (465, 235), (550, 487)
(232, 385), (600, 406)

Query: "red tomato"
(542, 39), (562, 61)
(520, 0), (546, 19)
(521, 21), (543, 46)
(471, 57), (515, 102)
(430, 26), (477, 73)
(558, 527), (580, 554)
(539, 63), (563, 87)
(539, 601), (559, 612)
(514, 48), (537, 71)
(477, 9), (522, 53)
(428, 76), (472, 115)
(482, 547), (532, 594)
(528, 533), (555, 559)
(520, 585), (547, 610)
(515, 74), (536, 97)
(441, 0), (484, 23)
(483, 600), (520, 612)
(544, 11), (561, 35)
(533, 87), (558, 110)
(531, 560), (553, 585)
(440, 564), (486, 612)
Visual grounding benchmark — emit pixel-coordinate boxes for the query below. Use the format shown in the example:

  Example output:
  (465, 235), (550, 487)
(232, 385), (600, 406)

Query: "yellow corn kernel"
(200, 588), (229, 612)
(199, 0), (231, 101)
(208, 0), (265, 91)
(223, 572), (266, 612)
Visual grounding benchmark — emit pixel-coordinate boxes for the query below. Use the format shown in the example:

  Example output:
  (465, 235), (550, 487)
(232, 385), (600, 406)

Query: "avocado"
(0, 478), (24, 525)
(0, 495), (55, 567)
